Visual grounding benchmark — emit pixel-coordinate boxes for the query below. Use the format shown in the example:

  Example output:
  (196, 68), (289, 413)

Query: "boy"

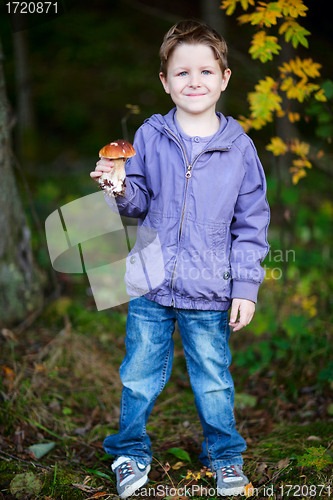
(90, 20), (270, 498)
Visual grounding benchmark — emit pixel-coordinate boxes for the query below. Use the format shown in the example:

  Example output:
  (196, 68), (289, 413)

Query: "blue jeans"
(103, 296), (246, 470)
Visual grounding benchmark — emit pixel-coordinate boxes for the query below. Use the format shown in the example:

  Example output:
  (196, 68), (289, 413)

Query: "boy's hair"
(159, 19), (228, 77)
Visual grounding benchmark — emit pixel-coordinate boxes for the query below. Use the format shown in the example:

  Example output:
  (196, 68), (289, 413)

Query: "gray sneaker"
(215, 465), (249, 496)
(111, 456), (150, 499)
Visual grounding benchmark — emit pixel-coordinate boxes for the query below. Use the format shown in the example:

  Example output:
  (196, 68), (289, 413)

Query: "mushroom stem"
(99, 157), (127, 197)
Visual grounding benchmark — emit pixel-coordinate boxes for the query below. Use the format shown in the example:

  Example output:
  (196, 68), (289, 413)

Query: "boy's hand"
(90, 158), (114, 182)
(229, 298), (255, 332)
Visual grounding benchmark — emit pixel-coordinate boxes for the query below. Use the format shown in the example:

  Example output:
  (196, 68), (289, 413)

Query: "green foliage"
(306, 79), (333, 141)
(318, 362), (333, 384)
(167, 447), (192, 462)
(297, 446), (333, 471)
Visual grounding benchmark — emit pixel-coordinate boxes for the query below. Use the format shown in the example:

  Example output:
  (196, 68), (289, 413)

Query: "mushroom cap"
(99, 139), (136, 159)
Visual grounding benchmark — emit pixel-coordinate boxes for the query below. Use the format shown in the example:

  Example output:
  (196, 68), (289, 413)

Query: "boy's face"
(159, 43), (231, 118)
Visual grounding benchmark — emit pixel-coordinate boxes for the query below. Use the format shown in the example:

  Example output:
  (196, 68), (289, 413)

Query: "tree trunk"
(200, 0), (227, 113)
(13, 30), (38, 163)
(0, 37), (44, 326)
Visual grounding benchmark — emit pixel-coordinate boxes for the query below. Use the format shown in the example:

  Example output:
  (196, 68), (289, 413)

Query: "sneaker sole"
(120, 465), (151, 499)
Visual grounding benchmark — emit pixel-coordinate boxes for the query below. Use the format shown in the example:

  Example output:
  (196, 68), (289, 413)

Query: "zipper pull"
(185, 165), (191, 178)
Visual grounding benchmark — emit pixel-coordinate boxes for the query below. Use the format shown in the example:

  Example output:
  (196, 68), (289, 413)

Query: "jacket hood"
(144, 107), (245, 149)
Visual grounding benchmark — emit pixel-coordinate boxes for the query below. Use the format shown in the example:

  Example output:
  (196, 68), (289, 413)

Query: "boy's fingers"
(229, 306), (239, 325)
(229, 299), (255, 331)
(90, 171), (102, 178)
(90, 159), (114, 180)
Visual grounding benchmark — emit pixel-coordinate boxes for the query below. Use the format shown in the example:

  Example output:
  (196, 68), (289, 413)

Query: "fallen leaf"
(1, 366), (15, 382)
(256, 462), (267, 474)
(28, 442), (55, 460)
(163, 462), (171, 472)
(10, 473), (42, 499)
(85, 492), (109, 500)
(74, 426), (89, 436)
(306, 435), (321, 441)
(172, 461), (186, 470)
(244, 482), (255, 497)
(277, 457), (290, 469)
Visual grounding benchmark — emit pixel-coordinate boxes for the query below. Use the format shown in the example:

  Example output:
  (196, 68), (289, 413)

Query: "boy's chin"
(175, 105), (217, 116)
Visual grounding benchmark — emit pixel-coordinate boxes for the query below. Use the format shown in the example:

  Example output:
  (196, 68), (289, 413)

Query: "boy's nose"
(189, 73), (201, 88)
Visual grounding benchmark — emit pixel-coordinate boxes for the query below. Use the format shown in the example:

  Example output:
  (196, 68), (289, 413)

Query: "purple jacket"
(105, 108), (270, 311)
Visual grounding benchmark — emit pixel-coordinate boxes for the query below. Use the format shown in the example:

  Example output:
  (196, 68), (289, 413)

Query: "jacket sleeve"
(104, 125), (151, 219)
(230, 139), (270, 303)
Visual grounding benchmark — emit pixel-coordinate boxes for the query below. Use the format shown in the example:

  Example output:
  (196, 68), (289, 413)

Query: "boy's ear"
(221, 68), (231, 92)
(159, 72), (170, 94)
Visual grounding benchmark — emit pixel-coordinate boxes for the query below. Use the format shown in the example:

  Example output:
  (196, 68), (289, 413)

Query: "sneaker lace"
(118, 460), (134, 482)
(222, 465), (241, 479)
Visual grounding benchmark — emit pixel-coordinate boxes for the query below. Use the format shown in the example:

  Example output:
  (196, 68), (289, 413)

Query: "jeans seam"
(139, 342), (172, 442)
(207, 312), (232, 459)
(159, 343), (172, 394)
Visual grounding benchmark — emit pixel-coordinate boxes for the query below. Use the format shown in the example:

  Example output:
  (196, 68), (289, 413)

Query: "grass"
(1, 291), (333, 500)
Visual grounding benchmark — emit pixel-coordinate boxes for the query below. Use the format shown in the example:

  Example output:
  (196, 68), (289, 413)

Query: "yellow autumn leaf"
(279, 0), (308, 18)
(292, 158), (312, 168)
(279, 57), (322, 80)
(238, 2), (283, 27)
(237, 116), (253, 133)
(243, 482), (255, 497)
(291, 167), (307, 184)
(248, 77), (282, 123)
(172, 462), (186, 470)
(288, 111), (301, 122)
(266, 136), (289, 156)
(302, 295), (317, 317)
(249, 31), (281, 62)
(278, 19), (311, 47)
(281, 78), (320, 103)
(315, 88), (327, 102)
(185, 470), (193, 479)
(276, 109), (286, 117)
(290, 138), (310, 157)
(221, 0), (254, 15)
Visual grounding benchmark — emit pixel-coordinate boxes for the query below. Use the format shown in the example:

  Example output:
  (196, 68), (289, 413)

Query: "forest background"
(0, 0), (333, 498)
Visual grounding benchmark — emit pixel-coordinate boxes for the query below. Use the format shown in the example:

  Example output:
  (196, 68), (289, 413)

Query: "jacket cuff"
(231, 280), (260, 303)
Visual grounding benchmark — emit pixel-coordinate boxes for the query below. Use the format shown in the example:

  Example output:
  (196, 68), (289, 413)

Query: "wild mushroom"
(98, 139), (136, 197)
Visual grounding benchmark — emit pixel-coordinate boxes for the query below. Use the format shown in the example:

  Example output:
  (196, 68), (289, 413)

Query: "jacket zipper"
(165, 127), (230, 302)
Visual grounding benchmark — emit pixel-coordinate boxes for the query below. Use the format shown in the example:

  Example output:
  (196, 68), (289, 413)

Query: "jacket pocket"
(208, 221), (228, 263)
(172, 220), (231, 301)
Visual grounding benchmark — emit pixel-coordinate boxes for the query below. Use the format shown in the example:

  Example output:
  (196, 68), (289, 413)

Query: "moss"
(253, 421), (333, 462)
(0, 462), (87, 500)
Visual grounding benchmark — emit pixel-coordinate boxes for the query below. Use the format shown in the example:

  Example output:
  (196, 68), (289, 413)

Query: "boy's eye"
(202, 70), (211, 75)
(178, 71), (188, 77)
